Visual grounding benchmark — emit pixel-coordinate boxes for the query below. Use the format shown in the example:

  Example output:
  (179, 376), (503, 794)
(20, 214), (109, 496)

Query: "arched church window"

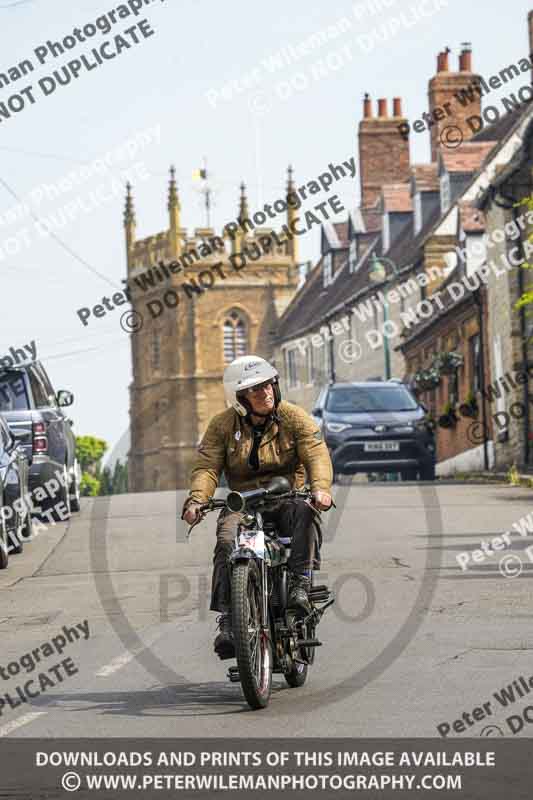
(223, 310), (247, 363)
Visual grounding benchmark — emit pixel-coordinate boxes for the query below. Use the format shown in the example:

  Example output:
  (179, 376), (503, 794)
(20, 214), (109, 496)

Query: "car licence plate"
(364, 441), (400, 452)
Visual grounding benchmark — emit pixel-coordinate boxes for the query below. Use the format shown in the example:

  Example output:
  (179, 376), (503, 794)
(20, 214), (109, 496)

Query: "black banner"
(0, 738), (531, 799)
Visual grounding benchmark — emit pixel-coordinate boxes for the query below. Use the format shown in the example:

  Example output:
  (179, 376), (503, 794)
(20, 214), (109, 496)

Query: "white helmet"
(223, 355), (280, 416)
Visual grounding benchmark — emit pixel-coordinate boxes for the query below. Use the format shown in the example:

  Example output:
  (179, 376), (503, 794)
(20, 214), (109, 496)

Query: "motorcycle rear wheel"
(232, 560), (272, 710)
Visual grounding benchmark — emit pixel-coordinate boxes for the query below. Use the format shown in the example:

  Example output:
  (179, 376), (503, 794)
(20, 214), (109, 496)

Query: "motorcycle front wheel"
(232, 560), (273, 710)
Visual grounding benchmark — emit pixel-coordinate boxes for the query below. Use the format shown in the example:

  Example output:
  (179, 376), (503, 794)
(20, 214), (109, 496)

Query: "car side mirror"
(312, 408), (323, 418)
(57, 390), (74, 407)
(419, 402), (428, 413)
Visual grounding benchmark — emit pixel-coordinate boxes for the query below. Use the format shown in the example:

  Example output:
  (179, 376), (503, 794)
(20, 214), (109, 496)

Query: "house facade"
(274, 10), (533, 476)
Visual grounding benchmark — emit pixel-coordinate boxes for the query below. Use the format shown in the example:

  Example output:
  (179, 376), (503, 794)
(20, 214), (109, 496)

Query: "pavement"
(0, 480), (533, 738)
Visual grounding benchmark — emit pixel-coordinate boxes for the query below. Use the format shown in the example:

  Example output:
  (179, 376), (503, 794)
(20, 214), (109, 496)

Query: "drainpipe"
(327, 319), (336, 383)
(473, 287), (489, 470)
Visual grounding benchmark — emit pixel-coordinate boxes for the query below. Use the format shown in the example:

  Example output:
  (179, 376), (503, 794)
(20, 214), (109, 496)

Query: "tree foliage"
(98, 460), (129, 496)
(80, 473), (100, 497)
(75, 436), (108, 474)
(75, 436), (129, 497)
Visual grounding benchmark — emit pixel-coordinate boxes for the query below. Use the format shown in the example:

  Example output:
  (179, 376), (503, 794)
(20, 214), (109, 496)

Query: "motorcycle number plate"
(238, 530), (265, 559)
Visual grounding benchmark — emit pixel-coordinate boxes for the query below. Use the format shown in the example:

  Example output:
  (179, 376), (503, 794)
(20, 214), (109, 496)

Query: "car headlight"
(326, 422), (352, 433)
(394, 424), (414, 433)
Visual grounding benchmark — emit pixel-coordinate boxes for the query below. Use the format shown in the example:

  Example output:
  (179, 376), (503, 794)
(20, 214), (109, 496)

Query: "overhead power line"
(0, 174), (119, 290)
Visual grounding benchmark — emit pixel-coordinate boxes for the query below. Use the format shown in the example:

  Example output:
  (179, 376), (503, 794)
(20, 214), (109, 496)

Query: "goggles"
(240, 379), (274, 396)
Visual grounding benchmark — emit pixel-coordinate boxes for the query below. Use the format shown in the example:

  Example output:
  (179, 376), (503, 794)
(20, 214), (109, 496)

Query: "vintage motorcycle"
(187, 476), (334, 710)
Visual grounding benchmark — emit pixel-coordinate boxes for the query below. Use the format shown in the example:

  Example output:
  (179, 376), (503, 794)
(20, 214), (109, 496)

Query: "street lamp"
(369, 253), (399, 380)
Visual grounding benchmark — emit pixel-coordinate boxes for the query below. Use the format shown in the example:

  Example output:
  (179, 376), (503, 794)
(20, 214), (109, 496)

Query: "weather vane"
(192, 157), (215, 227)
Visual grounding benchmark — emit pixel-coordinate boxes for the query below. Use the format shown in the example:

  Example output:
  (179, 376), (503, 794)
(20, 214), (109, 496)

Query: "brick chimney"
(358, 94), (410, 210)
(427, 46), (482, 161)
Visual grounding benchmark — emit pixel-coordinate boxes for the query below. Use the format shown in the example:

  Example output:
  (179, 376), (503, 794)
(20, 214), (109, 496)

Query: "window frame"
(287, 349), (298, 388)
(223, 309), (248, 364)
(27, 367), (49, 409)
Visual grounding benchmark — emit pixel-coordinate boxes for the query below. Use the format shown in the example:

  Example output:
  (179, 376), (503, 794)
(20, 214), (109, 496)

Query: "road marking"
(95, 630), (170, 677)
(0, 712), (47, 738)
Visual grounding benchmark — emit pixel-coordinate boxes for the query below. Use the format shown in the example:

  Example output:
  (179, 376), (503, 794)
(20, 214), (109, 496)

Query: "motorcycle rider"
(182, 355), (333, 659)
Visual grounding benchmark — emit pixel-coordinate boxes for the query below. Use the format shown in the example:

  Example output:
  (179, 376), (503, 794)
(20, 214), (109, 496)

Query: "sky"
(1, 0), (532, 463)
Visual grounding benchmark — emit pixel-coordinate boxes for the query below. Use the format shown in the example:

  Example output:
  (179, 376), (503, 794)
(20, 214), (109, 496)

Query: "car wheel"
(47, 464), (71, 521)
(10, 525), (23, 555)
(0, 513), (9, 569)
(69, 460), (81, 513)
(419, 463), (436, 481)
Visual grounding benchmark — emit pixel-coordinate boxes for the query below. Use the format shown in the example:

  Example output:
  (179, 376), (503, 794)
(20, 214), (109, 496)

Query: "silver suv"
(312, 381), (436, 481)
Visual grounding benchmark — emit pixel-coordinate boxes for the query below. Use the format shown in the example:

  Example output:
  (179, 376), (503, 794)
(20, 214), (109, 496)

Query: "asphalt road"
(1, 480), (533, 739)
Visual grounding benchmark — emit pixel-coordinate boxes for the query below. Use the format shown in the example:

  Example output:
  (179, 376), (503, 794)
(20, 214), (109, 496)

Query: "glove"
(311, 491), (332, 511)
(182, 502), (203, 525)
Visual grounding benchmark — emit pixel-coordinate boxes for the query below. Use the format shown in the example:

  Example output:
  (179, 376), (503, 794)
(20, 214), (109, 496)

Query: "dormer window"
(323, 252), (333, 287)
(414, 193), (423, 235)
(440, 172), (451, 213)
(349, 239), (357, 273)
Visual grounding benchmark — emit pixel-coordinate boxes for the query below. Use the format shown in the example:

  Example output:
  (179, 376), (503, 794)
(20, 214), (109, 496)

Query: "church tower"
(126, 167), (300, 491)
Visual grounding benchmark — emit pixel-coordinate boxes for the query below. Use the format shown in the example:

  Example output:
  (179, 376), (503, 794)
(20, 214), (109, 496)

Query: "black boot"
(214, 613), (235, 659)
(288, 574), (311, 615)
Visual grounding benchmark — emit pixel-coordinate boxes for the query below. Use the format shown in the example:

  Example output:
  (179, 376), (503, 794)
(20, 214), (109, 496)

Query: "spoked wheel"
(232, 560), (272, 710)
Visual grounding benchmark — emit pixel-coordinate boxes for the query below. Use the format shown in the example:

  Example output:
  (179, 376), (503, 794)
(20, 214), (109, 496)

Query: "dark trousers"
(210, 498), (322, 613)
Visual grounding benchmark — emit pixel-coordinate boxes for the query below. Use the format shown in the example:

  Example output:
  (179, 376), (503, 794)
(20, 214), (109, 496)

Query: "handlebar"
(183, 487), (313, 540)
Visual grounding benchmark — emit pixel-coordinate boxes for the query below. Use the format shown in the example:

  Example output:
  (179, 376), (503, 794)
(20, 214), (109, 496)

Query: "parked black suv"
(312, 381), (436, 481)
(0, 413), (32, 567)
(0, 361), (81, 517)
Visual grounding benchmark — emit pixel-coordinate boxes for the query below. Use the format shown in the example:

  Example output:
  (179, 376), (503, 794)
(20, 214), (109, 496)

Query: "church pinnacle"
(168, 165), (180, 212)
(124, 182), (136, 227)
(168, 166), (181, 255)
(238, 181), (249, 223)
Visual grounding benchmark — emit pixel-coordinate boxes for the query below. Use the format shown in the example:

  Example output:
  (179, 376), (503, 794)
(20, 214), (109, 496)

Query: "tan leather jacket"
(183, 400), (333, 509)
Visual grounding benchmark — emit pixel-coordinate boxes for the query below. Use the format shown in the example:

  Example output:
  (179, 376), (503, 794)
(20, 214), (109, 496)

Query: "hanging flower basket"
(433, 351), (464, 375)
(413, 367), (441, 392)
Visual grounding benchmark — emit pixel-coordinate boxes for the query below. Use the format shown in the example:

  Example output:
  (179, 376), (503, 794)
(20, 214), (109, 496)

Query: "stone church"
(125, 168), (300, 491)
